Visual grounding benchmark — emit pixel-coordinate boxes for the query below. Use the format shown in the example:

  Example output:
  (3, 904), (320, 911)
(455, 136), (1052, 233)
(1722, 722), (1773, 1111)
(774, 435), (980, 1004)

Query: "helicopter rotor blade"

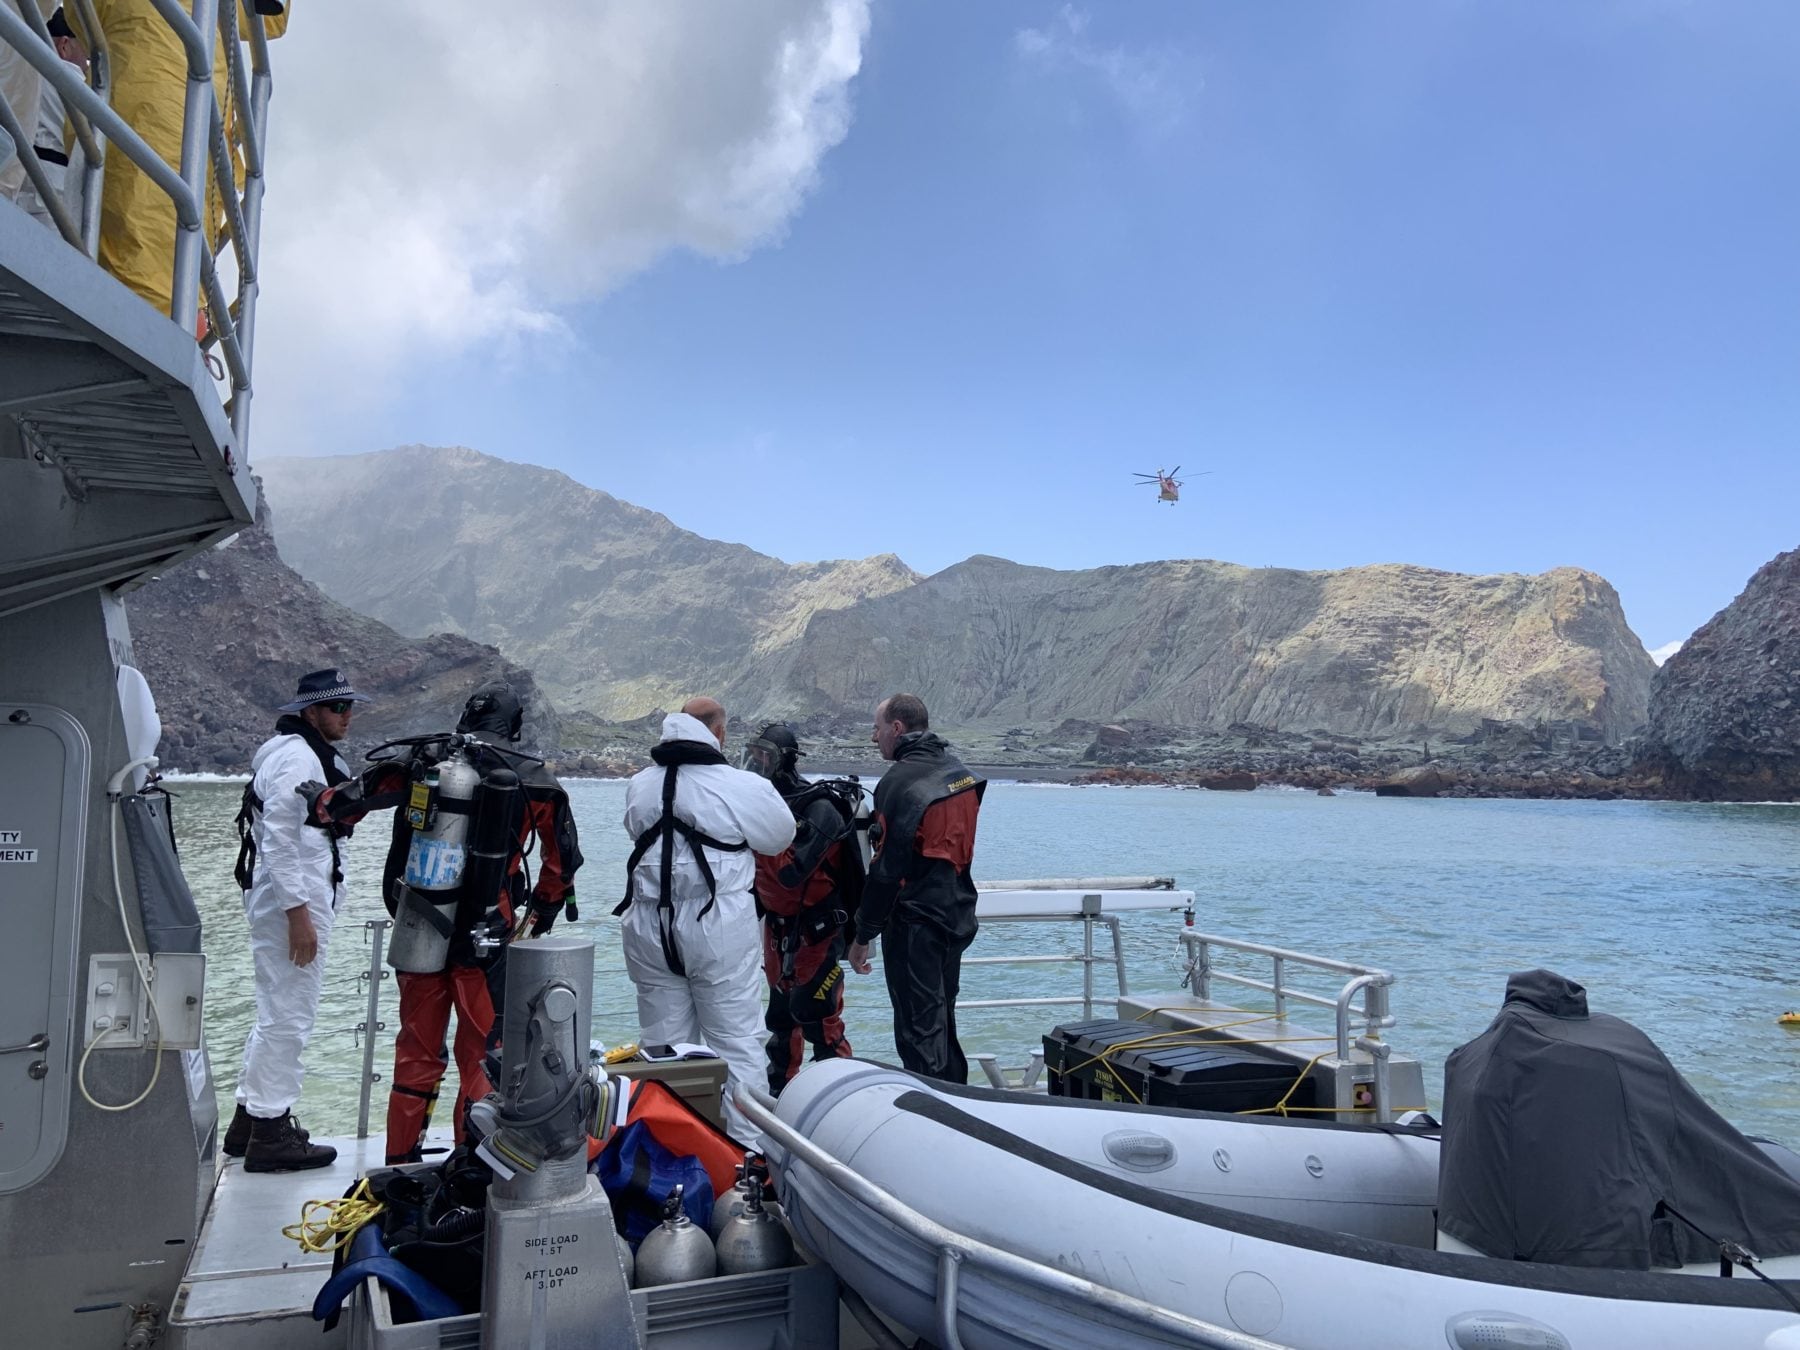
(1167, 466), (1180, 478)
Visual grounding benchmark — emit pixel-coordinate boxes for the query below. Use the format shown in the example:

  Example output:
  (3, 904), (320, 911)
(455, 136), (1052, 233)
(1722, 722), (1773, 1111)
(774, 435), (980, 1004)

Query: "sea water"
(169, 778), (1800, 1139)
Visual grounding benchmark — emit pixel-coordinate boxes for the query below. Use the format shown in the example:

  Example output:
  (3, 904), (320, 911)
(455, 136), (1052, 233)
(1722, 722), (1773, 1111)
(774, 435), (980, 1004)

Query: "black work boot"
(244, 1112), (337, 1173)
(222, 1104), (252, 1158)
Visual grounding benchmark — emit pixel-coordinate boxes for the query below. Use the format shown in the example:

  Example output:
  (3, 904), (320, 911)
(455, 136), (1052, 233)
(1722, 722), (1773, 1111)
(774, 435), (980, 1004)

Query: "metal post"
(164, 0), (217, 326)
(935, 1247), (966, 1350)
(1272, 954), (1286, 1019)
(71, 0), (107, 257)
(228, 20), (271, 452)
(1103, 915), (1128, 999)
(1079, 894), (1100, 1020)
(355, 918), (390, 1140)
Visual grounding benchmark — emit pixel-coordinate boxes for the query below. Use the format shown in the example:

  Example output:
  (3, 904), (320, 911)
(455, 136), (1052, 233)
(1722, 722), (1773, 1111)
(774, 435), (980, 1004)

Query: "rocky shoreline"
(543, 713), (1687, 800)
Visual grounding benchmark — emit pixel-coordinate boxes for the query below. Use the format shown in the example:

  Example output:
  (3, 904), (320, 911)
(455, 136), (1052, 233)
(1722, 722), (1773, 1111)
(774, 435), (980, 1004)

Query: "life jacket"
(613, 741), (749, 977)
(234, 715), (353, 892)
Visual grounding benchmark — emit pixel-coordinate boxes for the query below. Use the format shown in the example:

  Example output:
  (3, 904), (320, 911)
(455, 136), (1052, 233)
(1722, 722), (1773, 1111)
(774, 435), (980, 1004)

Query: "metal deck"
(169, 1131), (453, 1350)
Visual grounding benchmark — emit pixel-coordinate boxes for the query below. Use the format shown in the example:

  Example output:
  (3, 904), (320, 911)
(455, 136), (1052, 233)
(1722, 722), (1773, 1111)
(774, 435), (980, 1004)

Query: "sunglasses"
(320, 700), (356, 714)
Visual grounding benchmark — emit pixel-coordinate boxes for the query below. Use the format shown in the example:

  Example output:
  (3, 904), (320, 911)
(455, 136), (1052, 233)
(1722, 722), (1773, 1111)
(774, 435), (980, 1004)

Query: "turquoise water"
(170, 779), (1800, 1140)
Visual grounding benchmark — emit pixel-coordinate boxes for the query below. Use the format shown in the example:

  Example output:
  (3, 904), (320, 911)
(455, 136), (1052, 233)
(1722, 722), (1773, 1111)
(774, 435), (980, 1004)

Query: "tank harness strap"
(233, 783), (263, 890)
(612, 763), (748, 976)
(395, 883), (457, 938)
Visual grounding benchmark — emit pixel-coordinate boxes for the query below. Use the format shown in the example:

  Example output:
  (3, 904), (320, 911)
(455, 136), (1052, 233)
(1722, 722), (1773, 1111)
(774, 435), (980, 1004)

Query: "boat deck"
(169, 1131), (452, 1350)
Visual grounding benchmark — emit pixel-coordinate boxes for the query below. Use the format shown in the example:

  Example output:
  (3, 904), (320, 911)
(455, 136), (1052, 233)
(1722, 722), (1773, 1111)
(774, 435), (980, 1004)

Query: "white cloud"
(247, 1), (869, 452)
(1650, 640), (1684, 665)
(1013, 6), (1190, 138)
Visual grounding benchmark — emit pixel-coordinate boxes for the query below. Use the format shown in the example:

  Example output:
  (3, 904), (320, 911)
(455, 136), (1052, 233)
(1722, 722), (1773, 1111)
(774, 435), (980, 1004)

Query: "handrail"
(0, 69), (81, 245)
(0, 0), (273, 450)
(1180, 930), (1398, 1118)
(738, 1083), (1284, 1350)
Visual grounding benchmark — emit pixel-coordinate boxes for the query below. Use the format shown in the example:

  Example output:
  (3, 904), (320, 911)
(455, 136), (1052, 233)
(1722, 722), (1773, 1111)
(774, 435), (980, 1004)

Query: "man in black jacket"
(846, 693), (985, 1083)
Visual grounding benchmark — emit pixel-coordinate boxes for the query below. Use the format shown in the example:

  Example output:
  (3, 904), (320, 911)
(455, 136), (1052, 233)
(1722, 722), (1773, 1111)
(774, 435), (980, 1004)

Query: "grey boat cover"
(1438, 969), (1800, 1269)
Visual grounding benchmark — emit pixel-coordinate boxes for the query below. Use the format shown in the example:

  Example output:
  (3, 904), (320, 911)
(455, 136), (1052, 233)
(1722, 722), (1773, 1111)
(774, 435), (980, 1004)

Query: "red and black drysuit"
(857, 733), (985, 1083)
(754, 777), (864, 1094)
(313, 742), (582, 1162)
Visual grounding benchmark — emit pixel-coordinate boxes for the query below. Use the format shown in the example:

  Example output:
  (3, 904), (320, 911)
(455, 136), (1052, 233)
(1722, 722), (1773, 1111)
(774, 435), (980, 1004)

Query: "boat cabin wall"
(0, 590), (213, 1349)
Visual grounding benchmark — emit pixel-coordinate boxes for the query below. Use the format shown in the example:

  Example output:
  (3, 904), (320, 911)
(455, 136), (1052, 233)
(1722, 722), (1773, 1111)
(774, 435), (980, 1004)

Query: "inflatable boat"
(764, 973), (1800, 1349)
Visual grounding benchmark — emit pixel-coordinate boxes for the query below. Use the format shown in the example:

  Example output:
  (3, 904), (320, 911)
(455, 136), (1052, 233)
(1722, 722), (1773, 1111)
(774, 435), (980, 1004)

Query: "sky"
(252, 1), (1800, 658)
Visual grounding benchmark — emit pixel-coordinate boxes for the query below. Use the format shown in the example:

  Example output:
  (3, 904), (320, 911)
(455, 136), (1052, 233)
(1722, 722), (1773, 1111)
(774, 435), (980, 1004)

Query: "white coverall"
(237, 731), (349, 1118)
(13, 62), (81, 232)
(622, 713), (796, 1144)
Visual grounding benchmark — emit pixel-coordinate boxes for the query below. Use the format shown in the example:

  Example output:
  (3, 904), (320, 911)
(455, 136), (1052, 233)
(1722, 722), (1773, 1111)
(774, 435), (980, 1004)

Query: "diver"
(847, 693), (986, 1084)
(303, 680), (582, 1163)
(741, 722), (865, 1095)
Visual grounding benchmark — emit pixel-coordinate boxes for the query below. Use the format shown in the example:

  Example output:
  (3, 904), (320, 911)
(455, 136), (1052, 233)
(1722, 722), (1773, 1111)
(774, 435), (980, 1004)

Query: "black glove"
(564, 898), (579, 923)
(527, 898), (562, 937)
(294, 779), (329, 826)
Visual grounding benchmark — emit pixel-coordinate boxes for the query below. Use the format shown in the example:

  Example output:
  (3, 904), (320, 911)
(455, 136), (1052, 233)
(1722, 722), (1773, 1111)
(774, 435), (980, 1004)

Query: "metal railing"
(1179, 930), (1398, 1118)
(960, 893), (1134, 1089)
(352, 918), (392, 1139)
(0, 0), (274, 452)
(737, 1083), (1283, 1350)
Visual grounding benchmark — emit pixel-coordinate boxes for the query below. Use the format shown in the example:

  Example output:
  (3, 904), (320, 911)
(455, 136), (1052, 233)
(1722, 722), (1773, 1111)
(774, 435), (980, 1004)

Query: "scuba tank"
(616, 1230), (635, 1286)
(388, 748), (481, 973)
(456, 765), (522, 942)
(849, 773), (874, 872)
(714, 1175), (793, 1276)
(634, 1184), (717, 1287)
(707, 1152), (766, 1241)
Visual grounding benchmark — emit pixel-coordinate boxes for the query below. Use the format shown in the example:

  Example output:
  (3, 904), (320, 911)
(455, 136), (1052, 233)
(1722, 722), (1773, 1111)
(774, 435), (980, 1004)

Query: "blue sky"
(262, 2), (1800, 655)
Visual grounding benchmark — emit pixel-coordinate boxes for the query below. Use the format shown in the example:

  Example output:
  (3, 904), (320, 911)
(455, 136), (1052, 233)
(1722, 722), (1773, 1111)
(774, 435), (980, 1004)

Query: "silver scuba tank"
(616, 1231), (635, 1286)
(850, 775), (874, 871)
(702, 1159), (766, 1245)
(634, 1184), (717, 1287)
(388, 748), (481, 973)
(715, 1175), (793, 1275)
(707, 1152), (764, 1241)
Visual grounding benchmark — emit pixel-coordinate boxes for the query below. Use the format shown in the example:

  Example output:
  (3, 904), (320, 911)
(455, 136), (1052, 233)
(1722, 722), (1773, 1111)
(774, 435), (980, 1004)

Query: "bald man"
(617, 698), (795, 1144)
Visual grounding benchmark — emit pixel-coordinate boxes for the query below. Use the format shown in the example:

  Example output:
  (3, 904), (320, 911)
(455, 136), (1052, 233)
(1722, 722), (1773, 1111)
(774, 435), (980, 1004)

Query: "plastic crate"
(348, 1258), (839, 1349)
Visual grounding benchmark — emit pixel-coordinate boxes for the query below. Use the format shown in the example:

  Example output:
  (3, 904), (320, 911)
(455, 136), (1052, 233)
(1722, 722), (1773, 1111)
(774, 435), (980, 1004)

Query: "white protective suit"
(621, 713), (795, 1144)
(237, 728), (350, 1118)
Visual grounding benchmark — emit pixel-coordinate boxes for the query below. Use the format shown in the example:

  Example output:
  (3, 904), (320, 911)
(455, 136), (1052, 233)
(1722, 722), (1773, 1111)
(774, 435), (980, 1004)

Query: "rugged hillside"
(1643, 547), (1800, 799)
(256, 447), (920, 717)
(127, 486), (557, 772)
(730, 555), (1654, 741)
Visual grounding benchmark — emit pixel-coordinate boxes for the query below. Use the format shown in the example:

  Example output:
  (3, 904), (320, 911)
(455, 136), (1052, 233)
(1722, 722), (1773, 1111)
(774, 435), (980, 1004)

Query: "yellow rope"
(281, 1178), (384, 1255)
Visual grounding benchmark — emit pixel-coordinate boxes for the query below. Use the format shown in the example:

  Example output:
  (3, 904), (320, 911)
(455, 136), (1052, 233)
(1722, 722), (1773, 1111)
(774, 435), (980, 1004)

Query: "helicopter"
(1133, 466), (1209, 504)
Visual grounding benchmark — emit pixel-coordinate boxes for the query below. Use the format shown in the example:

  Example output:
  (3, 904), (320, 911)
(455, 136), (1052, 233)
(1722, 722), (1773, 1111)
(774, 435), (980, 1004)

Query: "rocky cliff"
(255, 447), (920, 718)
(730, 555), (1655, 741)
(257, 447), (1655, 744)
(1642, 546), (1800, 799)
(127, 486), (557, 772)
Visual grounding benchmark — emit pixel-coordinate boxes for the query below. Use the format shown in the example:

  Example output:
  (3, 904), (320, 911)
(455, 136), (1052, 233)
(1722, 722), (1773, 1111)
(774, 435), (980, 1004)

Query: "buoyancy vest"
(870, 736), (984, 873)
(761, 778), (865, 964)
(859, 734), (984, 941)
(614, 740), (749, 977)
(233, 714), (353, 892)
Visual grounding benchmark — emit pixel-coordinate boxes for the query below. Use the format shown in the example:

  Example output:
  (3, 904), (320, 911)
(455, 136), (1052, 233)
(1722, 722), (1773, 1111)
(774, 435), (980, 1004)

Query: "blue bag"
(593, 1119), (715, 1245)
